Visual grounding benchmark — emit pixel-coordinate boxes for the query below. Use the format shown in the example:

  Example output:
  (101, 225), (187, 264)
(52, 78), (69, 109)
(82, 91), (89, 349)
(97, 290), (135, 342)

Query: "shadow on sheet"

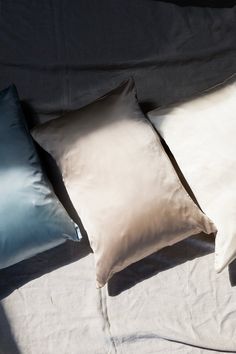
(0, 303), (21, 354)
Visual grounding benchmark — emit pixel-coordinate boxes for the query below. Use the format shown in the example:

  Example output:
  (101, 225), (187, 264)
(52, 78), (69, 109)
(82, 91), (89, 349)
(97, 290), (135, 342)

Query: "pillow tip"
(215, 260), (225, 274)
(75, 224), (83, 241)
(96, 281), (104, 289)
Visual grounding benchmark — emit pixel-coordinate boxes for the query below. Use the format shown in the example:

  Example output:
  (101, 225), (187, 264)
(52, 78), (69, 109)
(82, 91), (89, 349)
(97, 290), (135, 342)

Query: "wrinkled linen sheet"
(1, 1), (236, 353)
(1, 234), (236, 354)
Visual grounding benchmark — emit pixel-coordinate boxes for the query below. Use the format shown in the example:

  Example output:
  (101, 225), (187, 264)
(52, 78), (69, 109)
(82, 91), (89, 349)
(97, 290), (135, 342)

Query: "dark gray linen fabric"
(0, 1), (235, 122)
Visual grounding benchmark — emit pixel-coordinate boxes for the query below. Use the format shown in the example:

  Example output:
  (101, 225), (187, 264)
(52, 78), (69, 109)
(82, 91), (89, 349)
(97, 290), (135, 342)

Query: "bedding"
(1, 0), (236, 353)
(0, 1), (236, 119)
(0, 85), (80, 270)
(31, 79), (215, 287)
(1, 235), (236, 354)
(148, 77), (236, 273)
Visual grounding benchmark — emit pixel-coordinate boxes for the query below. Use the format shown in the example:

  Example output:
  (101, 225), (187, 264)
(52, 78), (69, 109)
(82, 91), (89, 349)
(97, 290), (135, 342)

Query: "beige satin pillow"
(148, 77), (236, 273)
(32, 79), (215, 287)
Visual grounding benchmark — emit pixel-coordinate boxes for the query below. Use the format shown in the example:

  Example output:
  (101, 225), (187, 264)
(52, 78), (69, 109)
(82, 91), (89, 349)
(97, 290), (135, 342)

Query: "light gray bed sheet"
(1, 233), (236, 354)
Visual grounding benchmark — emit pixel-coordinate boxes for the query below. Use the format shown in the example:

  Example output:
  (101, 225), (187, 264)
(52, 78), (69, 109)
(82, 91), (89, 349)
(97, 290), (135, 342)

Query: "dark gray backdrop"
(0, 0), (235, 123)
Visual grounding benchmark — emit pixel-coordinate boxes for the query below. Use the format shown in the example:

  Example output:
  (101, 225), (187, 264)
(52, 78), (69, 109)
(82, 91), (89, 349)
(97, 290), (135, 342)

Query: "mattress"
(1, 1), (236, 353)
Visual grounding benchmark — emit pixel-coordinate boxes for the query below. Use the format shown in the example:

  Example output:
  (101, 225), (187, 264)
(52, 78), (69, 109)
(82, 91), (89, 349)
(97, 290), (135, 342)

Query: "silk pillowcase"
(32, 79), (215, 287)
(148, 78), (236, 273)
(0, 85), (81, 269)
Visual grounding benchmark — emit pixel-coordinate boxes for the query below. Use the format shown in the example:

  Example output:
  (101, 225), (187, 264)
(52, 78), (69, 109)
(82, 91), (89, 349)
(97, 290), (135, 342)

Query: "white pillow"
(148, 78), (236, 272)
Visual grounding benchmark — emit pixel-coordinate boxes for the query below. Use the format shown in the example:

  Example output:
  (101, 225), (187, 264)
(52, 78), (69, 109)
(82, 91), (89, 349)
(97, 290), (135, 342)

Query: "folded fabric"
(0, 85), (81, 269)
(32, 79), (215, 287)
(148, 77), (236, 273)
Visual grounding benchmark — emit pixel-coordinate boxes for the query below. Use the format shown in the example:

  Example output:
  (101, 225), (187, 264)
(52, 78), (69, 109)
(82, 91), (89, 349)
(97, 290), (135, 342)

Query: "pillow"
(31, 79), (215, 287)
(0, 85), (81, 269)
(148, 78), (236, 273)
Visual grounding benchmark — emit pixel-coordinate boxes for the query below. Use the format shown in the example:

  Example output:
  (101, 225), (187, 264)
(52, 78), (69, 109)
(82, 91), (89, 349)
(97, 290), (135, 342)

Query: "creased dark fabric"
(0, 0), (235, 122)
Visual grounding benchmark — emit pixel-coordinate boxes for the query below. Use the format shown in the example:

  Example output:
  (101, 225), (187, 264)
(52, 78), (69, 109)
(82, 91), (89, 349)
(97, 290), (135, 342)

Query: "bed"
(1, 1), (236, 353)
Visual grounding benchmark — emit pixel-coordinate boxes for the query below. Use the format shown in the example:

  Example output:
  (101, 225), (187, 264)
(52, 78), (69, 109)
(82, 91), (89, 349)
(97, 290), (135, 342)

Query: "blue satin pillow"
(0, 85), (81, 268)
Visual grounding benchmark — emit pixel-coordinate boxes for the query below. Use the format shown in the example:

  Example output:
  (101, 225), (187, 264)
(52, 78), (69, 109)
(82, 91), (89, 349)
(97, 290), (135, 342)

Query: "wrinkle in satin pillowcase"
(148, 78), (236, 273)
(31, 79), (215, 288)
(0, 85), (81, 269)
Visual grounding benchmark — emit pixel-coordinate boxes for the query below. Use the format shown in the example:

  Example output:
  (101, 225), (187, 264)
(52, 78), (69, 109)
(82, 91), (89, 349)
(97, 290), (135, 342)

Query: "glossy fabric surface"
(32, 80), (215, 287)
(0, 85), (80, 269)
(148, 77), (236, 273)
